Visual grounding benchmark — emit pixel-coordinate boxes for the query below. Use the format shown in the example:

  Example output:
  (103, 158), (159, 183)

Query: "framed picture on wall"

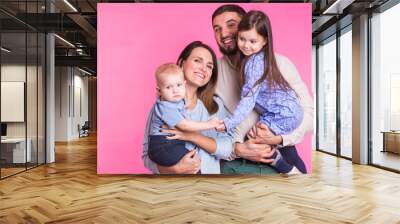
(98, 3), (313, 175)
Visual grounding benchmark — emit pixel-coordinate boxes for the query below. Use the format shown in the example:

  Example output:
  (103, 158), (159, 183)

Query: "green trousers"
(221, 158), (278, 175)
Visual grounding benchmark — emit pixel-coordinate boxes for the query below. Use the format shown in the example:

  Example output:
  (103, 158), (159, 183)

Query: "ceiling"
(0, 0), (393, 75)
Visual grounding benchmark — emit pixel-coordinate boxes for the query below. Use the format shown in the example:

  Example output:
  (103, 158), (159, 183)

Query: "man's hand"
(234, 139), (276, 164)
(158, 150), (201, 174)
(248, 122), (283, 145)
(247, 122), (273, 139)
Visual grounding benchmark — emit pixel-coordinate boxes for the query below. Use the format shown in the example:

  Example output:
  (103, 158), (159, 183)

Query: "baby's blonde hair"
(155, 63), (183, 85)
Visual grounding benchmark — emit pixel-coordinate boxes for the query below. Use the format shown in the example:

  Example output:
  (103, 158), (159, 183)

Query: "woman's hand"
(161, 126), (217, 155)
(162, 128), (193, 142)
(158, 150), (201, 174)
(247, 122), (283, 145)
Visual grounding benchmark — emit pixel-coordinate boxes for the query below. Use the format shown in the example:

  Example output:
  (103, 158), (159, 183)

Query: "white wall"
(1, 65), (25, 130)
(72, 73), (89, 138)
(55, 67), (89, 141)
(1, 63), (46, 164)
(1, 65), (41, 137)
(55, 67), (69, 141)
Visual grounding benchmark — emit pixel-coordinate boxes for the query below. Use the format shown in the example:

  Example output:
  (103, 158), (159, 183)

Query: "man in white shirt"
(212, 5), (313, 174)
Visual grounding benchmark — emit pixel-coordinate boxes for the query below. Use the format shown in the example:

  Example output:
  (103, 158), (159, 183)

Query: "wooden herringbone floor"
(1, 134), (400, 224)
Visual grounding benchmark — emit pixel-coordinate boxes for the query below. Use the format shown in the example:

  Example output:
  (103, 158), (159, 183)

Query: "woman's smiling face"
(181, 47), (214, 88)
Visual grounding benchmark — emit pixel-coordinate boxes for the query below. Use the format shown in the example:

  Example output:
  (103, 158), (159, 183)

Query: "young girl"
(216, 10), (305, 175)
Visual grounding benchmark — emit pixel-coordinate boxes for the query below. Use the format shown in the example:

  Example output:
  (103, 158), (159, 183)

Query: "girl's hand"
(215, 121), (226, 132)
(208, 118), (221, 128)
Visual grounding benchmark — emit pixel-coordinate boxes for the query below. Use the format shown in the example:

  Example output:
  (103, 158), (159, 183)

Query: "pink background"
(98, 3), (312, 174)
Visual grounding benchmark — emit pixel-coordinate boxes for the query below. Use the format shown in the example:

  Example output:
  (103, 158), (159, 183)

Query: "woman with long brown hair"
(142, 41), (233, 174)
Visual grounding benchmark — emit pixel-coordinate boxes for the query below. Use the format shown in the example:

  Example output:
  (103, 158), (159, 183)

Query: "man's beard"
(218, 36), (238, 56)
(219, 44), (238, 56)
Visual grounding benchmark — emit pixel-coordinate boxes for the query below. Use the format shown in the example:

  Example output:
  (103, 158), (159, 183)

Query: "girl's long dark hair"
(238, 10), (292, 92)
(177, 41), (219, 115)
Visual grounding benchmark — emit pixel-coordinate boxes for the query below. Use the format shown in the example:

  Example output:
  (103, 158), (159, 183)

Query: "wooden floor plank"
(1, 134), (400, 223)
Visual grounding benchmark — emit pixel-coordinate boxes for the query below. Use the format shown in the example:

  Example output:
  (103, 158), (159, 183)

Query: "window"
(370, 2), (400, 171)
(317, 36), (337, 154)
(339, 28), (352, 158)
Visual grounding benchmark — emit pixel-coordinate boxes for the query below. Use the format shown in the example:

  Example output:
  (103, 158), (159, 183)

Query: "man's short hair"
(155, 63), (183, 84)
(212, 4), (246, 22)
